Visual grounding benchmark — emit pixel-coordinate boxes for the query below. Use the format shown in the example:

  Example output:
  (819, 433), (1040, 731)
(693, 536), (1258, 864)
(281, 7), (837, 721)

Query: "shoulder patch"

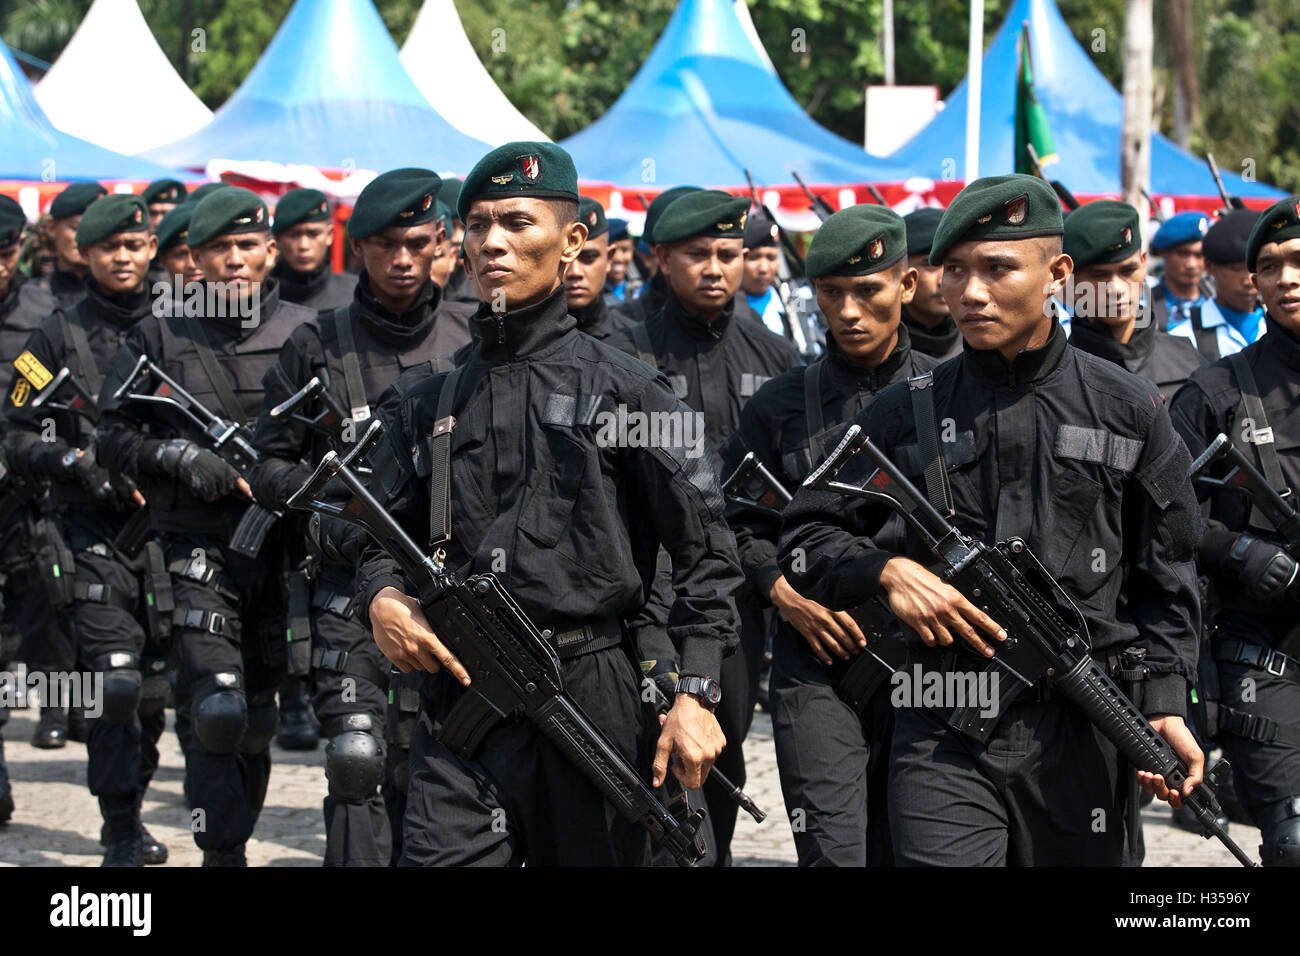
(14, 350), (52, 390)
(9, 377), (30, 407)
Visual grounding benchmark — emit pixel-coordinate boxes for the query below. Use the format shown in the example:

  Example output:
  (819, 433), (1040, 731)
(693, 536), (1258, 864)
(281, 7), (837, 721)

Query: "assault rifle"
(1205, 153), (1247, 212)
(1025, 142), (1080, 211)
(804, 424), (1258, 866)
(287, 420), (710, 866)
(1191, 432), (1298, 559)
(744, 169), (807, 276)
(791, 171), (834, 222)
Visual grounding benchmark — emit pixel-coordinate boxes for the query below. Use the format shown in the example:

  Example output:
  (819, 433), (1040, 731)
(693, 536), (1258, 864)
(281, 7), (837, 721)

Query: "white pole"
(883, 0), (895, 86)
(965, 0), (984, 183)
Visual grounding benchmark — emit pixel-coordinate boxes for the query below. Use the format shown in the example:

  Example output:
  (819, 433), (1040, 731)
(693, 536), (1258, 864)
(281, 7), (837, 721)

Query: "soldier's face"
(742, 246), (780, 296)
(49, 215), (88, 272)
(463, 197), (586, 311)
(1070, 250), (1146, 327)
(1206, 261), (1257, 314)
(563, 232), (610, 309)
(815, 265), (916, 367)
(157, 243), (202, 286)
(278, 221), (332, 274)
(83, 232), (157, 295)
(657, 236), (744, 317)
(906, 254), (949, 327)
(0, 243), (18, 298)
(194, 232), (274, 294)
(607, 238), (633, 284)
(1251, 237), (1300, 334)
(148, 203), (176, 231)
(940, 238), (1071, 358)
(352, 221), (439, 305)
(1159, 241), (1203, 296)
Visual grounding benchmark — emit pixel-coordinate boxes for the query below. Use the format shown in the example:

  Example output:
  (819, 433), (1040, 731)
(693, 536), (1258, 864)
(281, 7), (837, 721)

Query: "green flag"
(1014, 23), (1057, 175)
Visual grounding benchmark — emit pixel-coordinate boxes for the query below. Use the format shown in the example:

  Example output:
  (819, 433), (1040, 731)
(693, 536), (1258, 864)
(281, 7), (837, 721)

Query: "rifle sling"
(330, 306), (370, 422)
(908, 372), (954, 518)
(803, 359), (825, 463)
(181, 311), (246, 426)
(60, 310), (103, 397)
(1228, 351), (1290, 530)
(428, 365), (463, 552)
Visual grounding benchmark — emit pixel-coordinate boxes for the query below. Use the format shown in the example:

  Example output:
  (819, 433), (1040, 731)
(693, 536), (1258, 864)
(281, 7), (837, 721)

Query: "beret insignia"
(977, 213), (993, 225)
(1003, 195), (1028, 225)
(868, 237), (884, 260)
(519, 154), (540, 183)
(769, 224), (779, 241)
(588, 210), (598, 227)
(133, 207), (143, 224)
(421, 194), (432, 212)
(1198, 218), (1209, 235)
(255, 206), (264, 224)
(491, 174), (514, 186)
(739, 211), (748, 230)
(717, 221), (734, 231)
(846, 254), (862, 265)
(1122, 226), (1132, 245)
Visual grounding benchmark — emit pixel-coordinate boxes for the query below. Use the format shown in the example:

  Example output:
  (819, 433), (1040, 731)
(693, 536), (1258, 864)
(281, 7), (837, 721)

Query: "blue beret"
(1151, 211), (1210, 251)
(607, 217), (629, 242)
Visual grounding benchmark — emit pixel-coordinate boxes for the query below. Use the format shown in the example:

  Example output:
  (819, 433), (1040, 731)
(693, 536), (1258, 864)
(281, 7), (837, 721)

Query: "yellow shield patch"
(14, 350), (52, 390)
(10, 378), (30, 407)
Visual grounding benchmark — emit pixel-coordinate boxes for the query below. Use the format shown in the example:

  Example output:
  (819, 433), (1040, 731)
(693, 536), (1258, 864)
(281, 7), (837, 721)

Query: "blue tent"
(143, 0), (491, 174)
(0, 35), (185, 181)
(890, 0), (1284, 199)
(560, 0), (909, 188)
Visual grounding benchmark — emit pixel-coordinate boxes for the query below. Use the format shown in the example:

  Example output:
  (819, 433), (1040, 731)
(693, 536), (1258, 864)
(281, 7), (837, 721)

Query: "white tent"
(35, 0), (212, 156)
(400, 0), (547, 146)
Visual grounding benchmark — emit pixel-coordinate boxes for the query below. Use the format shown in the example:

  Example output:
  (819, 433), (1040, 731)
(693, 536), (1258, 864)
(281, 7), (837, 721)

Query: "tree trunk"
(1121, 0), (1154, 211)
(1167, 0), (1199, 148)
(178, 0), (193, 84)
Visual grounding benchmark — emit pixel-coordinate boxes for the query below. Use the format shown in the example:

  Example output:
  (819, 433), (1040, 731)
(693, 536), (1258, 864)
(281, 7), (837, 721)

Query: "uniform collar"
(963, 319), (1068, 388)
(201, 276), (283, 339)
(471, 285), (574, 361)
(354, 271), (438, 346)
(51, 267), (84, 298)
(570, 295), (608, 336)
(272, 257), (331, 303)
(1263, 314), (1300, 371)
(84, 277), (152, 329)
(1068, 315), (1156, 371)
(901, 308), (960, 356)
(664, 286), (735, 341)
(826, 324), (914, 390)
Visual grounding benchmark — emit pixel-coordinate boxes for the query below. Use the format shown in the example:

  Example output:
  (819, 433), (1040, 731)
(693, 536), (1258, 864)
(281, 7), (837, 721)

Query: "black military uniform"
(608, 190), (801, 864)
(779, 176), (1203, 866)
(4, 195), (169, 865)
(1063, 201), (1206, 403)
(723, 204), (936, 865)
(269, 188), (357, 312)
(357, 142), (741, 866)
(1168, 197), (1300, 866)
(95, 188), (317, 865)
(901, 209), (962, 362)
(251, 169), (471, 867)
(38, 183), (106, 313)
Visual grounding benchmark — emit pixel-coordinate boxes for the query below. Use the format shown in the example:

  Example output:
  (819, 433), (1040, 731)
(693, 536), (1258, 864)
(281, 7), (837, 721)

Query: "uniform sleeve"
(249, 327), (321, 510)
(1167, 377), (1238, 567)
(2, 320), (75, 478)
(720, 396), (784, 604)
(93, 319), (161, 477)
(1121, 405), (1203, 716)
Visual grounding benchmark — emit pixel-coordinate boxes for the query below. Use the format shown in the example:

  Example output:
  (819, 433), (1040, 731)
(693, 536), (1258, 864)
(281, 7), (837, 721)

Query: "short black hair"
(544, 197), (578, 230)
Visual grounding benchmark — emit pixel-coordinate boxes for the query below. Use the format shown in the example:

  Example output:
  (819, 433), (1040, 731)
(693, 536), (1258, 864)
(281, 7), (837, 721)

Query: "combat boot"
(202, 845), (247, 867)
(102, 820), (142, 866)
(31, 706), (68, 749)
(276, 687), (319, 751)
(0, 736), (13, 823)
(99, 801), (169, 865)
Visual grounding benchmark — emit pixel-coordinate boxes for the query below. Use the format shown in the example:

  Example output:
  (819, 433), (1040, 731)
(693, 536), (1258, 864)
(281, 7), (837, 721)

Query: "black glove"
(151, 440), (240, 501)
(70, 452), (118, 504)
(1225, 534), (1298, 601)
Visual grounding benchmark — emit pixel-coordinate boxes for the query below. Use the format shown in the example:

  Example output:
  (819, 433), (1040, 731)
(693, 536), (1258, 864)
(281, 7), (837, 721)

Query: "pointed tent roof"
(35, 0), (212, 155)
(400, 0), (547, 145)
(0, 34), (186, 181)
(143, 0), (491, 175)
(889, 0), (1284, 199)
(559, 0), (909, 188)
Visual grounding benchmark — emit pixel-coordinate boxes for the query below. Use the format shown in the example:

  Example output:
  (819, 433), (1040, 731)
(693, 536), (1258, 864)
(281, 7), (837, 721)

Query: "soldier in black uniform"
(141, 179), (187, 232)
(149, 201), (203, 291)
(358, 141), (741, 866)
(250, 168), (472, 867)
(427, 202), (458, 291)
(39, 183), (107, 312)
(270, 188), (356, 313)
(608, 189), (801, 864)
(779, 175), (1205, 866)
(901, 208), (961, 361)
(563, 197), (635, 341)
(723, 205), (934, 865)
(3, 194), (168, 865)
(436, 178), (477, 306)
(1169, 197), (1300, 866)
(95, 188), (317, 865)
(1063, 200), (1205, 402)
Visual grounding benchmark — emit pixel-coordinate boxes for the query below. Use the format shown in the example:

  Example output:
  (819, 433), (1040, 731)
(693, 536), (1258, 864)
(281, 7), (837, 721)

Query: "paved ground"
(0, 703), (1259, 867)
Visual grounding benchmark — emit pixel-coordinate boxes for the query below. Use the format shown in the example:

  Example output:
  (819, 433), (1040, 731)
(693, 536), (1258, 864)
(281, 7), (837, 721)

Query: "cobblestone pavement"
(0, 705), (1259, 867)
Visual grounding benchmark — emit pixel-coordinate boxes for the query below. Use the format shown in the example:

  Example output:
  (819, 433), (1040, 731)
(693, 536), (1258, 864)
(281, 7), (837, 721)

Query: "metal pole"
(965, 0), (984, 183)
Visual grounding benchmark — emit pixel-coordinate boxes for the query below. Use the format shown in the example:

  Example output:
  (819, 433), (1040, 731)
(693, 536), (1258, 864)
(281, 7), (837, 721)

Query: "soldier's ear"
(899, 266), (918, 305)
(147, 234), (159, 258)
(1048, 252), (1073, 297)
(560, 220), (587, 265)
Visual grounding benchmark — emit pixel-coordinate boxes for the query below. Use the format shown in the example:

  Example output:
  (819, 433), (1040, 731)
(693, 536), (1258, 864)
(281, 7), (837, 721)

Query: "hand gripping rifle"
(287, 420), (709, 866)
(1191, 433), (1299, 560)
(804, 424), (1258, 866)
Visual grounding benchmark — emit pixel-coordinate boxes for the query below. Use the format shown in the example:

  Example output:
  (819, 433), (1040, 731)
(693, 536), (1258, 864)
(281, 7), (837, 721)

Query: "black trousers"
(770, 629), (894, 866)
(310, 599), (392, 867)
(888, 698), (1135, 866)
(400, 645), (652, 866)
(168, 533), (284, 851)
(4, 511), (73, 677)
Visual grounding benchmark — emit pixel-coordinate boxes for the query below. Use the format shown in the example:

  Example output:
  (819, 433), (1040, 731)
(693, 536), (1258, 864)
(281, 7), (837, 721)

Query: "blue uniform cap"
(1151, 211), (1210, 252)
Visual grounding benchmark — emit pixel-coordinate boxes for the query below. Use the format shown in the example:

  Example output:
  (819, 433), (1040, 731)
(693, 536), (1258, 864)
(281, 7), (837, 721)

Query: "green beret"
(154, 201), (195, 255)
(437, 178), (462, 219)
(188, 181), (232, 203)
(435, 201), (453, 231)
(273, 188), (331, 235)
(458, 142), (578, 221)
(653, 190), (750, 245)
(49, 182), (107, 220)
(903, 208), (944, 256)
(142, 178), (187, 206)
(1246, 196), (1300, 272)
(1063, 200), (1141, 269)
(806, 205), (907, 278)
(187, 186), (269, 249)
(929, 174), (1063, 266)
(644, 186), (700, 244)
(1202, 208), (1259, 266)
(348, 168), (442, 239)
(0, 196), (26, 248)
(75, 194), (149, 246)
(578, 196), (608, 239)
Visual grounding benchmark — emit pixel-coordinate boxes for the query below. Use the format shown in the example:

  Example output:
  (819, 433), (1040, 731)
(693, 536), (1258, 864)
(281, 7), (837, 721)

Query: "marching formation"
(0, 140), (1296, 868)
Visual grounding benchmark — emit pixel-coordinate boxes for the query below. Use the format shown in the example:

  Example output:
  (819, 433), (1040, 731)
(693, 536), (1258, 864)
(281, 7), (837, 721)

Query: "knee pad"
(325, 714), (386, 802)
(239, 694), (278, 754)
(1261, 797), (1300, 867)
(100, 652), (143, 725)
(192, 674), (247, 755)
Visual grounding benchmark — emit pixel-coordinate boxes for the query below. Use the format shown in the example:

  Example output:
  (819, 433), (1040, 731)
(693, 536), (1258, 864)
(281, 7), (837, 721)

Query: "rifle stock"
(1190, 432), (1299, 558)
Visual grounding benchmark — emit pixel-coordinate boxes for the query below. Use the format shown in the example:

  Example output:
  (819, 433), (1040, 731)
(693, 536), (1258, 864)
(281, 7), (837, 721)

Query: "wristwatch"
(674, 675), (722, 710)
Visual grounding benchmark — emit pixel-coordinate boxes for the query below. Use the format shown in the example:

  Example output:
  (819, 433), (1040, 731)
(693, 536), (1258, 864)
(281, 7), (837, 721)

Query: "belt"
(311, 589), (353, 619)
(1218, 704), (1300, 747)
(72, 580), (134, 611)
(1215, 638), (1300, 684)
(543, 617), (625, 660)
